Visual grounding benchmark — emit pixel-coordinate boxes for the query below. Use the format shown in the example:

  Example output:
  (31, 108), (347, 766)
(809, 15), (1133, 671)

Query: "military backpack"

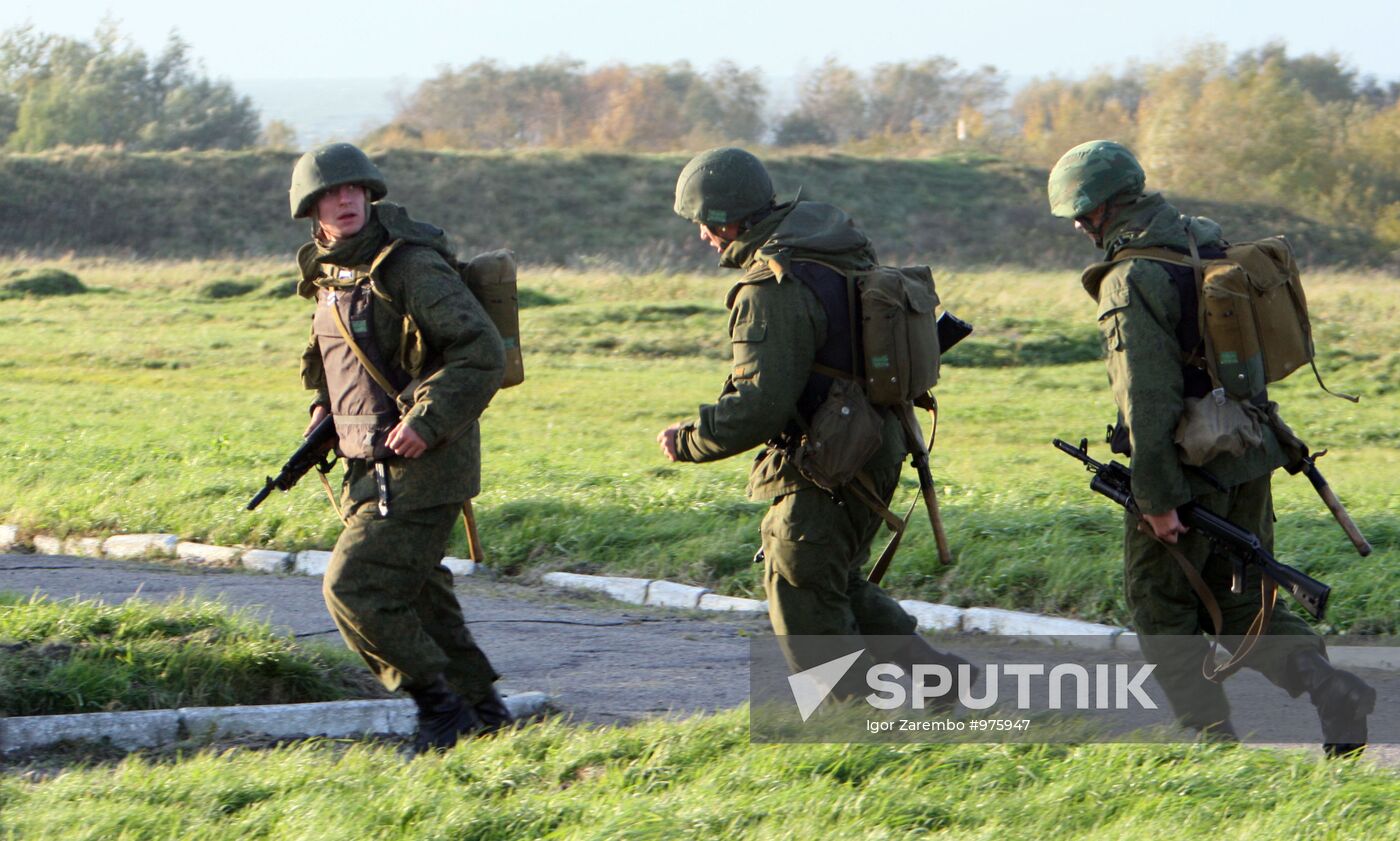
(1082, 231), (1351, 403)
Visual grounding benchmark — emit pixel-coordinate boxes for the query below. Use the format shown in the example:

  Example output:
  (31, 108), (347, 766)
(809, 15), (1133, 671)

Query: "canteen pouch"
(793, 378), (885, 491)
(1174, 388), (1266, 466)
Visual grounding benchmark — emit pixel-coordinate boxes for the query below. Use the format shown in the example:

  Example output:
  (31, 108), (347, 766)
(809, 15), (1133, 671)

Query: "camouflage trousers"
(1124, 472), (1323, 731)
(760, 466), (938, 676)
(323, 499), (498, 703)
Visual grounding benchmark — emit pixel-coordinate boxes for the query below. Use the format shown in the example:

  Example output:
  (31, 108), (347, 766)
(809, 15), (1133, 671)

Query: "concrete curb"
(0, 692), (551, 756)
(645, 580), (710, 609)
(5, 523), (479, 579)
(541, 572), (650, 605)
(104, 534), (179, 560)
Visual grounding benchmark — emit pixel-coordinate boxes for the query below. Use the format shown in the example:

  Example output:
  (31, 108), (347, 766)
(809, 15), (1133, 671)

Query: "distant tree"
(786, 58), (866, 144)
(681, 61), (766, 144)
(1013, 71), (1144, 165)
(383, 58), (766, 151)
(1232, 42), (1359, 105)
(867, 58), (1005, 139)
(259, 118), (298, 150)
(589, 63), (691, 150)
(0, 23), (257, 151)
(773, 112), (835, 147)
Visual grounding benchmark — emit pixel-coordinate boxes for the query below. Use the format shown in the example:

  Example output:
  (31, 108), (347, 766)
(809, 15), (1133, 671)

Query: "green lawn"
(0, 593), (381, 716)
(1, 708), (1395, 840)
(1, 259), (1396, 633)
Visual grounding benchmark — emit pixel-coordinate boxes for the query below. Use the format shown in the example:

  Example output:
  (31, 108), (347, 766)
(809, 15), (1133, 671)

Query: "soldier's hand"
(657, 423), (682, 462)
(304, 405), (330, 438)
(1140, 509), (1189, 544)
(386, 421), (428, 458)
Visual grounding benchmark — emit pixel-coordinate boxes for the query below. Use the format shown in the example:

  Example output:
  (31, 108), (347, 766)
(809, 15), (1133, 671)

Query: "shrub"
(4, 268), (87, 297)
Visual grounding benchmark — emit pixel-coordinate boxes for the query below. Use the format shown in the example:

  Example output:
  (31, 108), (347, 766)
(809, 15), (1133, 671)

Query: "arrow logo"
(787, 649), (865, 722)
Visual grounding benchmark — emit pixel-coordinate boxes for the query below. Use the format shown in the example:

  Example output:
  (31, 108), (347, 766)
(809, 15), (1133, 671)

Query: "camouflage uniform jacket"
(298, 203), (505, 510)
(1082, 192), (1286, 515)
(673, 200), (907, 500)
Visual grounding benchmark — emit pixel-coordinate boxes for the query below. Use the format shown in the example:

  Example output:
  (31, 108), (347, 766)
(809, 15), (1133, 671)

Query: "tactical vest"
(312, 270), (413, 460)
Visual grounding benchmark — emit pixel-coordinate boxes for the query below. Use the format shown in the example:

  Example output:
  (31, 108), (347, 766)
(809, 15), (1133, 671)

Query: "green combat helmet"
(289, 142), (388, 219)
(1047, 140), (1145, 219)
(674, 147), (775, 226)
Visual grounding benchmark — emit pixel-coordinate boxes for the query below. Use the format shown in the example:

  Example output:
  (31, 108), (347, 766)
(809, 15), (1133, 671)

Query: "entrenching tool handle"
(462, 499), (485, 564)
(916, 459), (952, 565)
(1320, 484), (1372, 557)
(1302, 464), (1372, 557)
(901, 403), (952, 565)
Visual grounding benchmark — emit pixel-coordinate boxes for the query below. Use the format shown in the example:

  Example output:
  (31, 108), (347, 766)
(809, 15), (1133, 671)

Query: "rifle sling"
(317, 469), (349, 526)
(1148, 523), (1277, 682)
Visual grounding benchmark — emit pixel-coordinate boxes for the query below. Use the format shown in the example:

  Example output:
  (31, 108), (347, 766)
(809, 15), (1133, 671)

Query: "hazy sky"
(9, 0), (1400, 84)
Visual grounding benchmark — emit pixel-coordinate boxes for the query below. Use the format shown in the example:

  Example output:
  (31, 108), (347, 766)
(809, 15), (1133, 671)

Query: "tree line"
(4, 24), (1400, 246)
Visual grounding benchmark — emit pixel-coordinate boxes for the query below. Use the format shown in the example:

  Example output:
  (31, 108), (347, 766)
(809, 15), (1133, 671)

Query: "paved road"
(3, 552), (1395, 768)
(0, 553), (764, 726)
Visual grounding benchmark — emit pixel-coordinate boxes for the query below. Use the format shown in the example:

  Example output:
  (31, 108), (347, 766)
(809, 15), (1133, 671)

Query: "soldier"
(288, 142), (510, 753)
(658, 147), (969, 700)
(1047, 139), (1375, 755)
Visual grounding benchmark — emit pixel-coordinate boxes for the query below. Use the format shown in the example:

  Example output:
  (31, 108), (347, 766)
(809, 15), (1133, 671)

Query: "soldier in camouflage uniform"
(659, 148), (970, 699)
(1048, 140), (1374, 755)
(289, 142), (510, 752)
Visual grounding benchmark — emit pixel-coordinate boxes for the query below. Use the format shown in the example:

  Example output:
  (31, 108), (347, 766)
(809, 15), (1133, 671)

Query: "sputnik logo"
(787, 649), (864, 722)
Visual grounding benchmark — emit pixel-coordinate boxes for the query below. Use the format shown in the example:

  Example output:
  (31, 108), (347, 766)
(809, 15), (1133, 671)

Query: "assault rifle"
(1053, 437), (1330, 620)
(246, 415), (338, 510)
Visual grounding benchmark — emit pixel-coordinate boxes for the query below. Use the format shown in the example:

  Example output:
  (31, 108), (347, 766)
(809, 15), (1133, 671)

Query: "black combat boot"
(1288, 649), (1376, 758)
(473, 686), (514, 734)
(408, 675), (485, 754)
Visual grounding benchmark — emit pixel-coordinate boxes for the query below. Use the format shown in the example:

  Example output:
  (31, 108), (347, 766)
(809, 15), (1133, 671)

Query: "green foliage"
(0, 23), (258, 152)
(0, 261), (1395, 635)
(1, 709), (1397, 839)
(0, 593), (382, 715)
(376, 58), (767, 152)
(2, 267), (85, 296)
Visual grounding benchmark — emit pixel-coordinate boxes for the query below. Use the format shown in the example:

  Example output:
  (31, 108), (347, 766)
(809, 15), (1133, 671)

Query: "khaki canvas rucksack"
(1084, 233), (1353, 402)
(457, 249), (525, 389)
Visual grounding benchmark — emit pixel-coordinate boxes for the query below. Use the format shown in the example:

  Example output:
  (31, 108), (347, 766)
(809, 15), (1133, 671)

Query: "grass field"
(1, 708), (1396, 840)
(1, 258), (1396, 634)
(0, 593), (381, 716)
